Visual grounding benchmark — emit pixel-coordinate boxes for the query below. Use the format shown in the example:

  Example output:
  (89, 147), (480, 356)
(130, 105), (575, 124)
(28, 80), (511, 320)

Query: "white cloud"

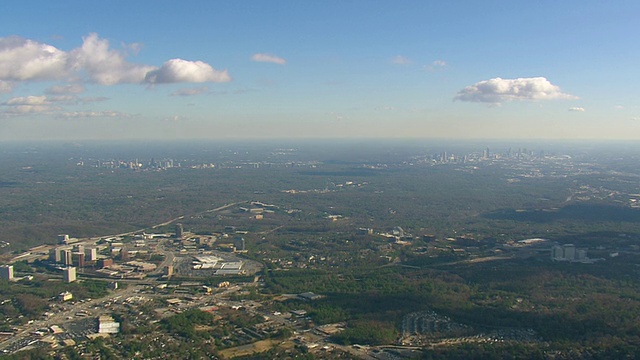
(432, 60), (447, 67)
(171, 86), (210, 96)
(4, 105), (55, 114)
(251, 53), (286, 65)
(122, 41), (143, 56)
(165, 115), (188, 122)
(391, 55), (412, 65)
(46, 83), (85, 94)
(59, 111), (130, 118)
(6, 95), (49, 105)
(0, 80), (13, 93)
(70, 33), (156, 85)
(455, 77), (578, 104)
(615, 105), (625, 110)
(145, 59), (231, 84)
(0, 33), (231, 87)
(0, 36), (68, 81)
(568, 107), (585, 112)
(425, 60), (448, 71)
(2, 96), (57, 115)
(80, 96), (109, 103)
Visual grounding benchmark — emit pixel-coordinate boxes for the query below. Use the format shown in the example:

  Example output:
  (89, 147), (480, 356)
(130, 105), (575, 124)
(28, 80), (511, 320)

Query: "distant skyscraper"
(63, 267), (77, 283)
(176, 223), (184, 239)
(483, 147), (490, 159)
(49, 248), (63, 263)
(235, 237), (246, 251)
(64, 250), (73, 265)
(85, 247), (98, 261)
(563, 244), (576, 260)
(120, 247), (129, 261)
(77, 253), (85, 268)
(58, 234), (70, 244)
(0, 265), (14, 281)
(551, 245), (564, 260)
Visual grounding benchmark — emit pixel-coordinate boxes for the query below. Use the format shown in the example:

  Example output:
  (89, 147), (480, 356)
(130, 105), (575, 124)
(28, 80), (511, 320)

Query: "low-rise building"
(97, 315), (120, 334)
(58, 291), (73, 301)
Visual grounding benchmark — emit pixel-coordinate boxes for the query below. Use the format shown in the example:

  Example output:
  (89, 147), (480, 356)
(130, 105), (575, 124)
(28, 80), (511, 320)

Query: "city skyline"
(1, 1), (639, 141)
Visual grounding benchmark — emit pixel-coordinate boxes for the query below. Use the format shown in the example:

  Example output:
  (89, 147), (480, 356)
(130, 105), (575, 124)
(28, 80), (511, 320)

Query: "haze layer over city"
(2, 2), (640, 360)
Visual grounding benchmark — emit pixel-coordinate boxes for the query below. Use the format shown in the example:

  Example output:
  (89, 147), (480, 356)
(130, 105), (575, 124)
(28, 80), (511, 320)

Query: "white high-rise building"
(0, 265), (14, 281)
(85, 247), (98, 261)
(58, 234), (70, 244)
(63, 266), (77, 283)
(64, 250), (73, 265)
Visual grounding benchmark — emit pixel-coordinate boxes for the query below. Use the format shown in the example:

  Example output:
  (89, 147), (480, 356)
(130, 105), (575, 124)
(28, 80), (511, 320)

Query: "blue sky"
(1, 1), (639, 141)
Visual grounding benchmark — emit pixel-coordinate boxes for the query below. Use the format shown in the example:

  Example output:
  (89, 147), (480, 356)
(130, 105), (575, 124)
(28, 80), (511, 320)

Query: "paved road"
(0, 284), (143, 352)
(9, 201), (247, 264)
(2, 201), (251, 352)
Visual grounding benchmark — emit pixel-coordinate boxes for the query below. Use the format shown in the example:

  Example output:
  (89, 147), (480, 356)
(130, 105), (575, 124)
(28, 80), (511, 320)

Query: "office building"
(64, 250), (73, 265)
(563, 244), (576, 260)
(175, 223), (184, 239)
(98, 315), (120, 334)
(63, 266), (77, 283)
(0, 265), (14, 281)
(165, 265), (174, 277)
(85, 247), (98, 261)
(120, 247), (129, 261)
(49, 248), (63, 263)
(234, 237), (246, 251)
(76, 253), (85, 267)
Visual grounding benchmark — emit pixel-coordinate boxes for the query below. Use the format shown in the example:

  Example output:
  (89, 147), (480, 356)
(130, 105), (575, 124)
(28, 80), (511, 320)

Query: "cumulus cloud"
(46, 83), (85, 94)
(251, 53), (286, 65)
(1, 95), (57, 115)
(455, 77), (578, 104)
(0, 33), (231, 88)
(1, 94), (110, 116)
(568, 107), (585, 112)
(6, 95), (49, 105)
(391, 55), (412, 65)
(145, 59), (231, 84)
(69, 33), (156, 85)
(3, 105), (55, 114)
(0, 36), (68, 81)
(171, 86), (210, 96)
